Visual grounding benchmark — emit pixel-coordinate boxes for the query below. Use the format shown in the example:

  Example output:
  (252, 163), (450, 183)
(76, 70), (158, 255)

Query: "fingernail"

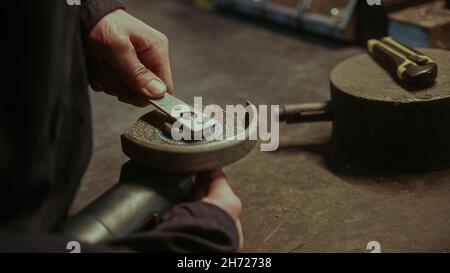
(146, 79), (167, 96)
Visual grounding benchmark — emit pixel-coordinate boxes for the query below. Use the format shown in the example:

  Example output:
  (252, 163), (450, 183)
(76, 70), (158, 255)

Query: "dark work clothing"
(0, 0), (238, 252)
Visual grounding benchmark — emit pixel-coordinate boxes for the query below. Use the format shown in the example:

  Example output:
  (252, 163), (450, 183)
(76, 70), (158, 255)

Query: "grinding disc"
(121, 103), (258, 173)
(329, 48), (450, 172)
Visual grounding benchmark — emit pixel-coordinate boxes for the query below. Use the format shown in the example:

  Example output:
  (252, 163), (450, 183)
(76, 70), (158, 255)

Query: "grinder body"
(60, 104), (258, 243)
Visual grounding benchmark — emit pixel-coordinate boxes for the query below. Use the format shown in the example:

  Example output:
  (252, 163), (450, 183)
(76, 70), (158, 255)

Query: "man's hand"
(196, 170), (244, 250)
(85, 9), (173, 107)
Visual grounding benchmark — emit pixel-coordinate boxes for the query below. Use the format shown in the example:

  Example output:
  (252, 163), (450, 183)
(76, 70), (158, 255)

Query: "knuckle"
(158, 33), (169, 46)
(128, 65), (149, 85)
(152, 32), (169, 51)
(112, 35), (133, 52)
(89, 25), (132, 58)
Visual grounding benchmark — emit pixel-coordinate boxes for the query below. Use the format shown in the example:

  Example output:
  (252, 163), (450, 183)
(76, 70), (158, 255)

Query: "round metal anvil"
(279, 48), (450, 172)
(329, 48), (450, 172)
(121, 103), (258, 173)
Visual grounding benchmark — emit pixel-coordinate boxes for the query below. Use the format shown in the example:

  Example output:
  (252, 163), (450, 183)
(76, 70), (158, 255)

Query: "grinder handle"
(58, 161), (195, 244)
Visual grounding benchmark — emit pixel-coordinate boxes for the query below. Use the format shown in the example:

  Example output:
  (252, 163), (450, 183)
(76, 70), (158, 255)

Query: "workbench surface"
(71, 0), (450, 252)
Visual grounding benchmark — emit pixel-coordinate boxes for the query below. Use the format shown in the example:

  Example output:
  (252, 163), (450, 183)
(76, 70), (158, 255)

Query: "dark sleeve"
(79, 0), (125, 32)
(106, 202), (240, 253)
(0, 202), (239, 253)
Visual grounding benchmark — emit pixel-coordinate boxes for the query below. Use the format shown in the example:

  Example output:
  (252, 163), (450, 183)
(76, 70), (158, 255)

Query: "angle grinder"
(60, 97), (257, 243)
